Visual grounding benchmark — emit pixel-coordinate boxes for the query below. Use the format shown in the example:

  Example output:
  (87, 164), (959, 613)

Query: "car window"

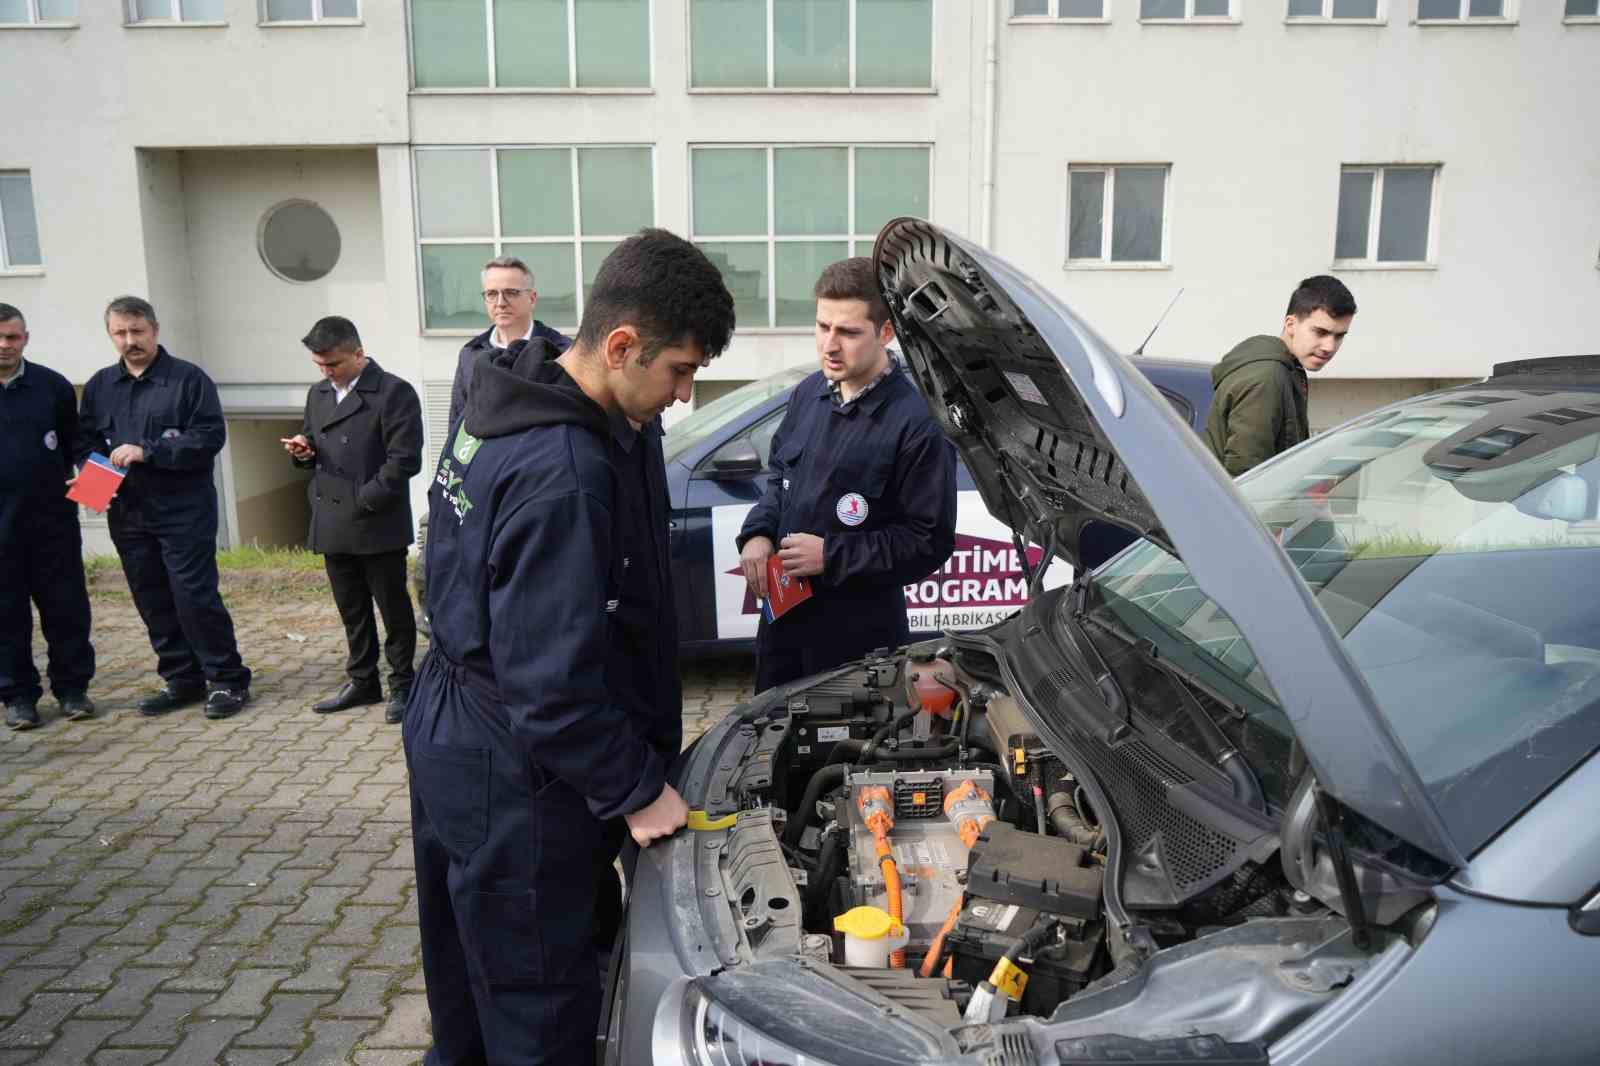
(748, 410), (785, 469)
(663, 370), (807, 464)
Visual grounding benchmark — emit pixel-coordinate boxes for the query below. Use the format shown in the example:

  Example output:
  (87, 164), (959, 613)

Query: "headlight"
(652, 975), (836, 1066)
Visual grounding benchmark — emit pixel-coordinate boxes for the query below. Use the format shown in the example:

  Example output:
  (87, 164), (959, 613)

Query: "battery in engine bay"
(944, 898), (1103, 1016)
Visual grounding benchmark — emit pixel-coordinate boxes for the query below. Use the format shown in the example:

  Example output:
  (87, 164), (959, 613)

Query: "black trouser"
(111, 523), (249, 691)
(0, 516), (94, 705)
(324, 550), (416, 694)
(405, 651), (626, 1065)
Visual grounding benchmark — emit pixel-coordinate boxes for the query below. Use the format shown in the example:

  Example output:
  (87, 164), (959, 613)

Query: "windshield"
(1089, 384), (1600, 854)
(662, 370), (807, 464)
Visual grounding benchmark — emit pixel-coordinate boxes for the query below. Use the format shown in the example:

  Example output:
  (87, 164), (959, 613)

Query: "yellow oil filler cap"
(833, 905), (903, 940)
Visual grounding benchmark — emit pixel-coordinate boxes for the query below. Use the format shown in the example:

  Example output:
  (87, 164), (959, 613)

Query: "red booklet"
(763, 553), (813, 622)
(66, 453), (127, 513)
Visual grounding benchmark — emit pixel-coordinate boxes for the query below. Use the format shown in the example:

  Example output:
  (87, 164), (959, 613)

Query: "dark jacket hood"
(463, 338), (609, 440)
(1211, 334), (1296, 388)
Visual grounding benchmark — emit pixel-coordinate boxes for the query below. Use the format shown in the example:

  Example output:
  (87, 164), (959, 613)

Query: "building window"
(409, 0), (650, 90)
(0, 1), (76, 23)
(1139, 0), (1233, 19)
(1564, 0), (1598, 16)
(128, 0), (225, 20)
(0, 172), (42, 269)
(1287, 0), (1382, 18)
(1011, 0), (1106, 18)
(413, 145), (654, 330)
(259, 201), (342, 283)
(1066, 165), (1169, 266)
(689, 145), (930, 328)
(1416, 0), (1509, 20)
(689, 0), (932, 90)
(1335, 165), (1438, 265)
(262, 0), (358, 21)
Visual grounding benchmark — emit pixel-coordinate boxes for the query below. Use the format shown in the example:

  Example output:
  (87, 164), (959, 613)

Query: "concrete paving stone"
(233, 993), (333, 1048)
(387, 896), (418, 928)
(0, 1054), (39, 1066)
(364, 762), (408, 786)
(353, 785), (405, 812)
(336, 751), (388, 777)
(163, 820), (236, 853)
(320, 969), (395, 1020)
(99, 905), (189, 946)
(0, 967), (70, 1020)
(148, 869), (229, 908)
(131, 922), (211, 967)
(1, 905), (90, 949)
(318, 773), (371, 800)
(98, 835), (179, 871)
(76, 967), (183, 1019)
(45, 945), (145, 992)
(318, 905), (398, 948)
(160, 944), (237, 993)
(0, 992), (96, 1048)
(279, 835), (355, 872)
(342, 825), (406, 856)
(246, 867), (323, 907)
(280, 887), (359, 926)
(0, 869), (33, 897)
(397, 967), (425, 994)
(0, 887), (53, 925)
(5, 836), (87, 869)
(210, 906), (292, 947)
(100, 991), (213, 1046)
(224, 1050), (295, 1066)
(360, 994), (430, 1049)
(218, 811), (288, 841)
(279, 945), (367, 995)
(12, 922), (107, 968)
(293, 1019), (382, 1065)
(123, 849), (208, 888)
(93, 1050), (168, 1066)
(178, 886), (257, 928)
(243, 924), (323, 968)
(371, 841), (413, 872)
(256, 785), (316, 810)
(309, 851), (382, 889)
(146, 1016), (254, 1065)
(352, 1049), (424, 1066)
(198, 969), (293, 1018)
(211, 760), (272, 785)
(56, 869), (137, 908)
(306, 811), (366, 839)
(214, 853), (287, 887)
(246, 822), (323, 856)
(357, 927), (419, 970)
(23, 1017), (124, 1062)
(191, 837), (273, 872)
(222, 773), (292, 801)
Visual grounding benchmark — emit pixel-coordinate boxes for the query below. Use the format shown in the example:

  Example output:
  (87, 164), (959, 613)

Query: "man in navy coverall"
(738, 257), (957, 691)
(404, 229), (735, 1065)
(78, 296), (251, 720)
(0, 304), (95, 731)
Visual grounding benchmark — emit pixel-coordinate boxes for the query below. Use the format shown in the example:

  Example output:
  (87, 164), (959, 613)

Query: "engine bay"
(691, 640), (1424, 1042)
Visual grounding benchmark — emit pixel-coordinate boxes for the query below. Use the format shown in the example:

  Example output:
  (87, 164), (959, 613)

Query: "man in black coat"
(446, 254), (571, 429)
(283, 317), (423, 724)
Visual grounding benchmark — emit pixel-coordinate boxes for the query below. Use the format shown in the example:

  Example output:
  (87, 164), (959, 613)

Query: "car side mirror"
(707, 439), (762, 480)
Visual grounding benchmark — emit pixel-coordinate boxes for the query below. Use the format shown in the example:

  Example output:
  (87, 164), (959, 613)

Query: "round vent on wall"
(259, 200), (341, 283)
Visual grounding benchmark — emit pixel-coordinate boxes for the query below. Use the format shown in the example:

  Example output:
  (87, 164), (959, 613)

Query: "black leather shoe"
(204, 688), (251, 721)
(139, 684), (205, 717)
(385, 689), (410, 725)
(60, 693), (96, 721)
(312, 682), (383, 715)
(5, 700), (40, 731)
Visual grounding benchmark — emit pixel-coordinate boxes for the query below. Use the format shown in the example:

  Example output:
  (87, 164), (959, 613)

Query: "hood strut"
(1315, 789), (1373, 951)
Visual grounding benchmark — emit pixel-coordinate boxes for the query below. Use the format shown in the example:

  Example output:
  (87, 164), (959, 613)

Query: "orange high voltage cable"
(856, 785), (905, 969)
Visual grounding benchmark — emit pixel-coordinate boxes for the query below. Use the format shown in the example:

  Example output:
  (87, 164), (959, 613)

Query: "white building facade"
(2, 0), (1596, 551)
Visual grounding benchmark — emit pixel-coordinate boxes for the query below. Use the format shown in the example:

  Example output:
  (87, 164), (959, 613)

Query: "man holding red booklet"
(0, 303), (95, 731)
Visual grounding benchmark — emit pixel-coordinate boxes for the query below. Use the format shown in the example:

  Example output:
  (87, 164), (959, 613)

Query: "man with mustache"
(77, 296), (251, 720)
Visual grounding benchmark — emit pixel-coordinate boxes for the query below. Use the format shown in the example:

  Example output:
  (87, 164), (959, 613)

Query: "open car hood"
(873, 218), (1465, 868)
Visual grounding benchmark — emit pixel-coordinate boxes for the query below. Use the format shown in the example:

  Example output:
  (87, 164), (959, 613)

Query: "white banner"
(710, 492), (1072, 640)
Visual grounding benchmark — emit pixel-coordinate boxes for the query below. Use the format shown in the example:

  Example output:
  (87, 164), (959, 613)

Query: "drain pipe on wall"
(980, 0), (999, 248)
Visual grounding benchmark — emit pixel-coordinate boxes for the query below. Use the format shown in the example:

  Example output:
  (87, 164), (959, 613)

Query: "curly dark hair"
(1286, 275), (1357, 320)
(577, 228), (736, 365)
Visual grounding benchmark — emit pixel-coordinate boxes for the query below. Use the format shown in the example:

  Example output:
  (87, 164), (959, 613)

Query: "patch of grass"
(216, 543), (327, 572)
(84, 554), (121, 581)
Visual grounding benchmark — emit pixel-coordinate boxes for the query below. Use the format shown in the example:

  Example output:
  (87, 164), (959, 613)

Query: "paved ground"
(0, 572), (754, 1065)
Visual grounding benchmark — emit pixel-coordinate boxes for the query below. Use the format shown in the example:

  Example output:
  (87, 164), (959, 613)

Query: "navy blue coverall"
(77, 348), (250, 693)
(0, 360), (94, 707)
(738, 365), (957, 691)
(403, 341), (680, 1065)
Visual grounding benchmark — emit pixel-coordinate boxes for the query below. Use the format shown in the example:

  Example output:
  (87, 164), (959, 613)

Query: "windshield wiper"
(1058, 567), (1129, 736)
(1133, 641), (1265, 812)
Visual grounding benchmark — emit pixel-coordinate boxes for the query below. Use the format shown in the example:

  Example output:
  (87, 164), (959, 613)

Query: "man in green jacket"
(1205, 275), (1357, 476)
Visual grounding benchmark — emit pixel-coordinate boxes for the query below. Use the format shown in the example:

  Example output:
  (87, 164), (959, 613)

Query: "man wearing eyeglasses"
(446, 256), (572, 429)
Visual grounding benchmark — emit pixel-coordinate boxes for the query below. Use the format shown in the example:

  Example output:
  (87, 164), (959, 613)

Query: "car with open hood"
(605, 219), (1600, 1065)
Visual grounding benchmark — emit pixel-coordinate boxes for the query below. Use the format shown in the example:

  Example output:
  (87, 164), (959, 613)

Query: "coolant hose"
(784, 764), (846, 848)
(1046, 791), (1102, 849)
(804, 825), (845, 920)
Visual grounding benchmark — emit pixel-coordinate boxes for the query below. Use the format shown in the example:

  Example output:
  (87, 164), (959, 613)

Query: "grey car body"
(610, 221), (1600, 1064)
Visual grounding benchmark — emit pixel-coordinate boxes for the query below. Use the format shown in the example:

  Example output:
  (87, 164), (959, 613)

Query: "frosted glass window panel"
(1058, 0), (1104, 13)
(181, 0), (223, 18)
(576, 0), (650, 87)
(775, 149), (847, 236)
(854, 147), (929, 236)
(856, 0), (932, 88)
(1335, 170), (1373, 260)
(131, 1), (170, 18)
(504, 242), (578, 326)
(1568, 0), (1599, 16)
(412, 0), (489, 87)
(693, 150), (767, 236)
(423, 244), (496, 329)
(1287, 0), (1321, 14)
(774, 0), (848, 87)
(1416, 0), (1459, 17)
(697, 243), (769, 327)
(1332, 0), (1379, 16)
(416, 150), (493, 238)
(0, 174), (41, 267)
(1467, 0), (1502, 15)
(581, 240), (622, 307)
(1141, 0), (1184, 16)
(498, 149), (574, 237)
(323, 0), (359, 15)
(260, 202), (341, 282)
(0, 1), (30, 22)
(1377, 168), (1432, 262)
(692, 0), (765, 86)
(39, 0), (77, 16)
(265, 0), (313, 18)
(1194, 0), (1229, 14)
(578, 147), (653, 234)
(495, 0), (569, 87)
(1111, 167), (1164, 262)
(1013, 0), (1049, 12)
(777, 242), (848, 326)
(1068, 170), (1104, 260)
